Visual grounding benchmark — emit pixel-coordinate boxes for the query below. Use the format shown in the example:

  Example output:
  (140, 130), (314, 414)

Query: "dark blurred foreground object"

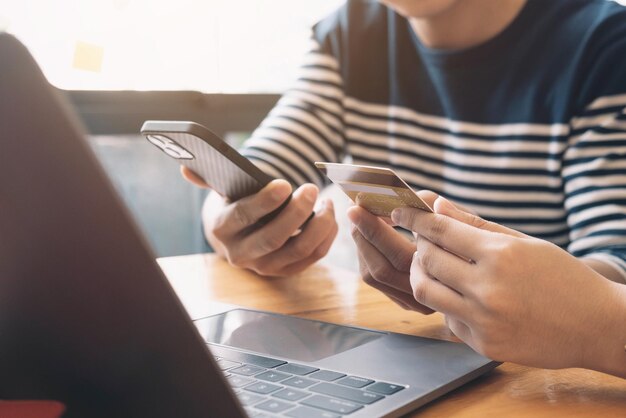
(0, 33), (245, 418)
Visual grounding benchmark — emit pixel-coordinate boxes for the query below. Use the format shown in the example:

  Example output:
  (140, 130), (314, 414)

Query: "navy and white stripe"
(241, 0), (626, 279)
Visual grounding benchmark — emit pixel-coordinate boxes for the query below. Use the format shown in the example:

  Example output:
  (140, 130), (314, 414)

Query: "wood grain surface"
(158, 253), (626, 417)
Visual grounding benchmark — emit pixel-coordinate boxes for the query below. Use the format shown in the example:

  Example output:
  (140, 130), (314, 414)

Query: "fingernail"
(391, 208), (403, 224)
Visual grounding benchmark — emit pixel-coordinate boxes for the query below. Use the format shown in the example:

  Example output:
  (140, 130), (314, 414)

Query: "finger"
(416, 236), (476, 295)
(354, 249), (417, 311)
(352, 230), (433, 314)
(379, 286), (413, 310)
(434, 196), (527, 238)
(445, 315), (473, 344)
(392, 207), (487, 262)
(180, 166), (211, 188)
(381, 217), (395, 226)
(214, 179), (293, 237)
(410, 253), (467, 317)
(228, 184), (318, 261)
(278, 227), (337, 276)
(350, 224), (413, 294)
(363, 270), (434, 314)
(347, 206), (414, 271)
(254, 199), (337, 274)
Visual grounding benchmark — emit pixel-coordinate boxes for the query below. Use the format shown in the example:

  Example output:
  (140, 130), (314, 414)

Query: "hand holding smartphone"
(140, 121), (334, 277)
(141, 120), (313, 226)
(142, 121), (275, 201)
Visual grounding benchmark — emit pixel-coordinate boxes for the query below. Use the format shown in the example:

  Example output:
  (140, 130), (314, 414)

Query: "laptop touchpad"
(197, 309), (384, 362)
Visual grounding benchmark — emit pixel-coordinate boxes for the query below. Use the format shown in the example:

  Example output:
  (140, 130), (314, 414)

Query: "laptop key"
(235, 391), (266, 406)
(276, 363), (319, 376)
(255, 370), (292, 382)
(227, 374), (254, 388)
(254, 398), (294, 413)
(215, 349), (287, 369)
(230, 365), (266, 376)
(309, 370), (346, 382)
(285, 406), (341, 418)
(366, 382), (405, 395)
(273, 388), (309, 402)
(310, 382), (384, 405)
(336, 376), (374, 388)
(216, 359), (241, 370)
(301, 395), (362, 414)
(244, 381), (283, 395)
(282, 376), (317, 389)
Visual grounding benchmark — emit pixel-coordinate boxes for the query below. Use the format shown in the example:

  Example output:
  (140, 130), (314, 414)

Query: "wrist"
(579, 280), (626, 378)
(202, 191), (227, 257)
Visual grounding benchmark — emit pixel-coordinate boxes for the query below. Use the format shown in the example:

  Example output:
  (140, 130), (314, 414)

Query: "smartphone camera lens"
(146, 134), (170, 147)
(146, 134), (194, 160)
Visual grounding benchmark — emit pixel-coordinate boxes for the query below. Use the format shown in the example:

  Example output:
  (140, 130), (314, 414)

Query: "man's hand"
(182, 167), (338, 277)
(392, 195), (626, 373)
(346, 191), (444, 313)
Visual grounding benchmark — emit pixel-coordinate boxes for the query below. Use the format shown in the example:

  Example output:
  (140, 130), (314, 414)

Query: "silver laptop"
(0, 33), (498, 418)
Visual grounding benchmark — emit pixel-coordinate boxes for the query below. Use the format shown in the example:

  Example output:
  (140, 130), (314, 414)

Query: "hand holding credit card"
(314, 162), (432, 217)
(316, 162), (474, 263)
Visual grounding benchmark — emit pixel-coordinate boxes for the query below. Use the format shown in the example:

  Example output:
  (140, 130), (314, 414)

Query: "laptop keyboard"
(213, 350), (405, 417)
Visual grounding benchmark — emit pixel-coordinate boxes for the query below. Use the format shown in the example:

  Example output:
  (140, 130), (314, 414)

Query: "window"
(0, 0), (344, 92)
(4, 0), (625, 92)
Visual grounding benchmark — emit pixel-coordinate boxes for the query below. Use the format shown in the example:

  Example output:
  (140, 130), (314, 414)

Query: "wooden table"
(158, 253), (626, 417)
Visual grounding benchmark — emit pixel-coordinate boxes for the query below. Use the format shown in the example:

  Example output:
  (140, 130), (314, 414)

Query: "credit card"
(315, 162), (433, 217)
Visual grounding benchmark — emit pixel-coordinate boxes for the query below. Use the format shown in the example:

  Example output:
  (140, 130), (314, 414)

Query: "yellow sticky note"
(72, 41), (104, 72)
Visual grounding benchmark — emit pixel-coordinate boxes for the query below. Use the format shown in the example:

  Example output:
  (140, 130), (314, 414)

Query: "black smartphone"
(141, 120), (312, 227)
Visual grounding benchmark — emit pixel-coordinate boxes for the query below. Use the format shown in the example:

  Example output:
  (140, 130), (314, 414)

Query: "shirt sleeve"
(562, 9), (626, 281)
(239, 32), (347, 188)
(563, 98), (626, 280)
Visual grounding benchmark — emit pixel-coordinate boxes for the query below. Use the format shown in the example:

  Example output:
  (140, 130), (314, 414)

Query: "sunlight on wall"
(0, 0), (344, 92)
(2, 0), (625, 92)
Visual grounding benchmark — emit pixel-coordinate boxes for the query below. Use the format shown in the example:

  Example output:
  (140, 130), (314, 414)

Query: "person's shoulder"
(557, 0), (626, 109)
(572, 0), (626, 20)
(568, 0), (626, 41)
(534, 0), (626, 50)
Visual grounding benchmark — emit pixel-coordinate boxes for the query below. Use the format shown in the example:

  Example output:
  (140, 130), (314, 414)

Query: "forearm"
(580, 280), (626, 378)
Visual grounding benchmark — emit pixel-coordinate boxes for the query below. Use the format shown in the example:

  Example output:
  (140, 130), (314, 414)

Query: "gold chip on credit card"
(315, 162), (433, 217)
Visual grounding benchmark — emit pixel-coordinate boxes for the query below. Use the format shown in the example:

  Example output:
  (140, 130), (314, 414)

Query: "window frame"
(64, 90), (279, 137)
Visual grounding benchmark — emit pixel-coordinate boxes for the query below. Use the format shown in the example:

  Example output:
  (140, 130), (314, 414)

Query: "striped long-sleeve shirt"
(241, 0), (626, 278)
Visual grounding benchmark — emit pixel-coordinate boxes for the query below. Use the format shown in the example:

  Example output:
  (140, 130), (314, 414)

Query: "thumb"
(434, 196), (526, 238)
(180, 166), (212, 189)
